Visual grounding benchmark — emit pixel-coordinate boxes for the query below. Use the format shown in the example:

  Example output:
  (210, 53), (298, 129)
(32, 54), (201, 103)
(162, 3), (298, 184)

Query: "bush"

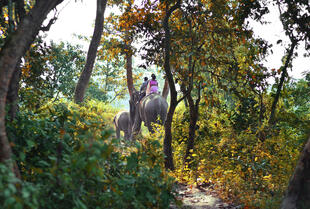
(171, 102), (308, 208)
(3, 100), (175, 208)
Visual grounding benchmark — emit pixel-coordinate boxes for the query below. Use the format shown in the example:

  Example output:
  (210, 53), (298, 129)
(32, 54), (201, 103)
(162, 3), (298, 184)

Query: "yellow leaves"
(218, 137), (230, 147)
(21, 62), (31, 78)
(3, 12), (8, 19)
(263, 174), (272, 181)
(171, 107), (300, 207)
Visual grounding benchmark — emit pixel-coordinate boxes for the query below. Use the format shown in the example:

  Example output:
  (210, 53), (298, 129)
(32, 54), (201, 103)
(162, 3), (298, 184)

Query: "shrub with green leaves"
(3, 100), (175, 209)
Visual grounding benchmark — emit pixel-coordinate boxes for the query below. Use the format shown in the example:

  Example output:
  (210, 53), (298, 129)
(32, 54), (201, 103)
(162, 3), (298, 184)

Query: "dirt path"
(171, 183), (241, 209)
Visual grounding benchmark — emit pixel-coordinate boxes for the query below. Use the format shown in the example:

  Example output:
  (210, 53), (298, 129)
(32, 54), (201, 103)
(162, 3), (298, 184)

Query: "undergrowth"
(171, 104), (309, 208)
(2, 100), (176, 209)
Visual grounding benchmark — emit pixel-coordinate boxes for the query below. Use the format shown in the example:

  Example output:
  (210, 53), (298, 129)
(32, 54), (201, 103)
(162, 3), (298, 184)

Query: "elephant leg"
(132, 118), (142, 137)
(124, 131), (129, 140)
(116, 127), (120, 138)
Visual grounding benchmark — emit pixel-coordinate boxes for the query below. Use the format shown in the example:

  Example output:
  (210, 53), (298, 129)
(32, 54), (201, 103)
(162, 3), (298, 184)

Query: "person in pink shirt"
(146, 74), (159, 95)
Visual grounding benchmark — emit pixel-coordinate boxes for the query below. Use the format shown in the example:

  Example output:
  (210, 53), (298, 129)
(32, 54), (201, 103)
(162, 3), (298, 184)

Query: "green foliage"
(230, 96), (261, 132)
(20, 39), (85, 109)
(85, 54), (128, 102)
(0, 163), (40, 209)
(4, 100), (175, 208)
(20, 36), (130, 105)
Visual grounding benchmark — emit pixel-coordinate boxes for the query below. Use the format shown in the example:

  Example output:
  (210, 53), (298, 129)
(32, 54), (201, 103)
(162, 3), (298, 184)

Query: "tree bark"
(126, 51), (134, 96)
(164, 102), (177, 170)
(184, 86), (200, 166)
(162, 77), (169, 99)
(74, 0), (107, 103)
(162, 0), (181, 170)
(6, 62), (21, 121)
(281, 136), (310, 209)
(0, 0), (64, 171)
(268, 41), (296, 125)
(122, 2), (134, 97)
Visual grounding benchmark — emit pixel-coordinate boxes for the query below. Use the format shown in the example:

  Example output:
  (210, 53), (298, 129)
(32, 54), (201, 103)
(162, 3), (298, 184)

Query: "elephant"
(129, 89), (168, 138)
(113, 111), (131, 140)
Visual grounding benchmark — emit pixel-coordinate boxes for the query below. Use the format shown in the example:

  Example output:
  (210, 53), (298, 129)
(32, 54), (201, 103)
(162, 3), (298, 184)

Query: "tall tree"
(275, 0), (310, 206)
(0, 0), (65, 174)
(268, 40), (297, 125)
(268, 0), (309, 125)
(123, 2), (134, 97)
(162, 0), (182, 170)
(19, 40), (86, 109)
(74, 0), (108, 103)
(102, 0), (138, 97)
(2, 0), (25, 120)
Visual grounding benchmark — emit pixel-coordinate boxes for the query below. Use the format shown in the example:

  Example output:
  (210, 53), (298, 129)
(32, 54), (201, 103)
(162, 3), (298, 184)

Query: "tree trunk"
(162, 0), (181, 170)
(0, 0), (64, 171)
(162, 77), (169, 99)
(184, 87), (200, 166)
(126, 51), (134, 96)
(269, 41), (296, 125)
(281, 136), (310, 209)
(164, 101), (177, 170)
(6, 63), (21, 121)
(74, 0), (107, 103)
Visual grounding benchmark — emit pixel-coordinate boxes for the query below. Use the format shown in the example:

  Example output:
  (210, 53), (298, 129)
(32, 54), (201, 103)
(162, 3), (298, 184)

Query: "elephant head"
(129, 89), (168, 138)
(113, 111), (131, 140)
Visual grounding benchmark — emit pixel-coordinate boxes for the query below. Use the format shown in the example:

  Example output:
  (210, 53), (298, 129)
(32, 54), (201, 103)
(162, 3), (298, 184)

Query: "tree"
(74, 0), (108, 103)
(85, 48), (128, 102)
(162, 77), (169, 99)
(168, 0), (268, 166)
(268, 40), (297, 125)
(161, 0), (183, 170)
(6, 61), (21, 121)
(119, 0), (268, 169)
(0, 0), (65, 175)
(268, 0), (309, 125)
(19, 40), (85, 109)
(274, 0), (310, 206)
(1, 0), (25, 120)
(102, 0), (140, 97)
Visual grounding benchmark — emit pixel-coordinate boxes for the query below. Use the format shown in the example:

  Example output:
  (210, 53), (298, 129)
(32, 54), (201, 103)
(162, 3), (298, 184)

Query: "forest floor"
(171, 182), (242, 209)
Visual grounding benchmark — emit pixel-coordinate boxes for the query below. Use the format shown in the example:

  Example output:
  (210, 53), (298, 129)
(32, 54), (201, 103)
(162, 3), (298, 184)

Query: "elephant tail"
(155, 98), (168, 125)
(113, 115), (117, 127)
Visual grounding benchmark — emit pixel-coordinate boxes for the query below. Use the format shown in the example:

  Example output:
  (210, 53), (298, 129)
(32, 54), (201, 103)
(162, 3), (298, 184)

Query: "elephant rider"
(146, 74), (158, 96)
(139, 76), (149, 101)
